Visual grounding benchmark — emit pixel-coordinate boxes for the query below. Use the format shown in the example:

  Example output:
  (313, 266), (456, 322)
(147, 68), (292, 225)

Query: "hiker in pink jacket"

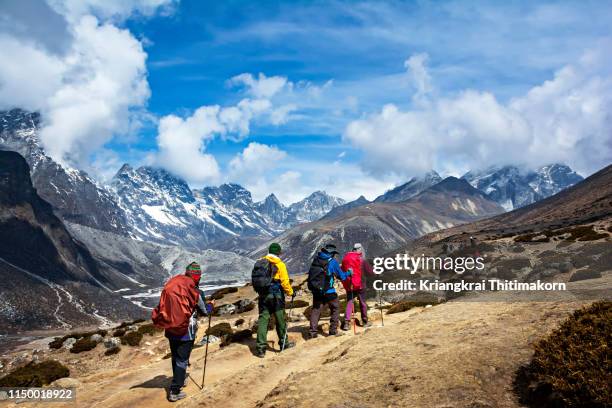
(341, 243), (374, 330)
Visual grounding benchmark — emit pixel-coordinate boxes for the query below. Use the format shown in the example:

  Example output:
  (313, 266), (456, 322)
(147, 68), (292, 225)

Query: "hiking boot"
(279, 341), (295, 350)
(308, 333), (318, 340)
(330, 331), (344, 336)
(255, 350), (266, 358)
(168, 391), (187, 402)
(363, 321), (373, 328)
(340, 321), (350, 331)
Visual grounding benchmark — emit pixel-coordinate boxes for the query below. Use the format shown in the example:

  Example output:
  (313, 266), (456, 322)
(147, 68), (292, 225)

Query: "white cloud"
(155, 106), (223, 185)
(154, 95), (290, 184)
(47, 0), (177, 22)
(0, 0), (174, 173)
(229, 142), (287, 186)
(228, 72), (290, 99)
(404, 53), (432, 104)
(270, 103), (297, 125)
(345, 46), (612, 177)
(40, 15), (150, 167)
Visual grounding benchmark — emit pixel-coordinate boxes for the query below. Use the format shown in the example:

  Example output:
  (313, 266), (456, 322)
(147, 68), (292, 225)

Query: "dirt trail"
(9, 274), (609, 408)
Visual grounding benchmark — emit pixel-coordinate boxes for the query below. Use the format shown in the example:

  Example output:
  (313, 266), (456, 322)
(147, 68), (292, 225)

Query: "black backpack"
(307, 257), (330, 297)
(252, 258), (275, 294)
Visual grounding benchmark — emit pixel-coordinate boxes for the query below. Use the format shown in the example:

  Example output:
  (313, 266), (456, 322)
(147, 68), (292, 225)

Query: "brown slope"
(251, 177), (504, 273)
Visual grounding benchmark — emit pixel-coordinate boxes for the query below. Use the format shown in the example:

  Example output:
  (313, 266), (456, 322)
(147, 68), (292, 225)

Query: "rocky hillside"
(0, 109), (128, 235)
(0, 150), (144, 332)
(67, 223), (255, 309)
(252, 177), (504, 272)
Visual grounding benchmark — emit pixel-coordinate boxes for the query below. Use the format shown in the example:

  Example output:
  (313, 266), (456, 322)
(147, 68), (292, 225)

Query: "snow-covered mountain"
(255, 191), (346, 229)
(0, 109), (128, 234)
(375, 171), (443, 203)
(0, 109), (346, 249)
(110, 165), (275, 249)
(110, 165), (346, 250)
(462, 164), (583, 210)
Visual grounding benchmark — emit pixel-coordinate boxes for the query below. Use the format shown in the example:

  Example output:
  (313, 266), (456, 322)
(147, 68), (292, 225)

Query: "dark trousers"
(309, 294), (340, 335)
(256, 292), (287, 353)
(346, 288), (368, 323)
(168, 339), (194, 393)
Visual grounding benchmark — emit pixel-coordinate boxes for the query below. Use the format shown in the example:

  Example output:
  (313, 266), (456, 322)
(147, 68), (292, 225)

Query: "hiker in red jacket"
(341, 243), (374, 330)
(152, 262), (213, 402)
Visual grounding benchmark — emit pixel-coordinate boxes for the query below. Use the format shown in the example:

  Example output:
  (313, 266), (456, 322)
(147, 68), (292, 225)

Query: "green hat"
(268, 243), (282, 255)
(186, 262), (201, 274)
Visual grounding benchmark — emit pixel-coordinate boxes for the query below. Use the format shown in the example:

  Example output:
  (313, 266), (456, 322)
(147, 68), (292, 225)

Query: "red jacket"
(341, 251), (370, 291)
(152, 274), (200, 337)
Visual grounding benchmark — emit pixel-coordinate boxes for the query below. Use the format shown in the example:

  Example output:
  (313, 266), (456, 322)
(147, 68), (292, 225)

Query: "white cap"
(353, 243), (363, 251)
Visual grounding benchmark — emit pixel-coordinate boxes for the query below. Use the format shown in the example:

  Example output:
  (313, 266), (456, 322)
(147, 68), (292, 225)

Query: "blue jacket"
(317, 251), (351, 294)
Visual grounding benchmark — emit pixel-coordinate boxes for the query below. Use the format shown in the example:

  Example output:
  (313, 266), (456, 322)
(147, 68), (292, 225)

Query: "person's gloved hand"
(205, 302), (214, 314)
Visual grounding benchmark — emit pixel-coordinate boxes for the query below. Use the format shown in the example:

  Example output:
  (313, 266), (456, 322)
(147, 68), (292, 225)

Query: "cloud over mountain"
(345, 44), (612, 178)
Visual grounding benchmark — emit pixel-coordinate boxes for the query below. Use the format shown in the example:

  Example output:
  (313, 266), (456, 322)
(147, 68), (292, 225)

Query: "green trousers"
(256, 292), (287, 353)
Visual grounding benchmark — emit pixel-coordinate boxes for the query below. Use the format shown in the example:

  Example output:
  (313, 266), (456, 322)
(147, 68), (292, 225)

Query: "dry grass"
(515, 225), (608, 243)
(104, 347), (121, 356)
(137, 323), (163, 336)
(0, 360), (70, 387)
(206, 322), (233, 338)
(386, 300), (437, 315)
(120, 331), (143, 347)
(48, 329), (107, 349)
(70, 337), (98, 354)
(210, 287), (239, 300)
(514, 301), (611, 408)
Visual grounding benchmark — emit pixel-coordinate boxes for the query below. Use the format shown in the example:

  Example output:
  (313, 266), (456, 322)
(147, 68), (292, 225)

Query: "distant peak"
(265, 193), (281, 203)
(429, 176), (483, 195)
(117, 163), (133, 173)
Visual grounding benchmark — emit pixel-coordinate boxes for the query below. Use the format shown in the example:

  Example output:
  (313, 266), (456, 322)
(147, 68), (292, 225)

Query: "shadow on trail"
(130, 375), (171, 389)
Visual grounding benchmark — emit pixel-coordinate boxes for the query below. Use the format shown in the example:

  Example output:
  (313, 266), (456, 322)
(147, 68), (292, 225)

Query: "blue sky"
(1, 0), (611, 203)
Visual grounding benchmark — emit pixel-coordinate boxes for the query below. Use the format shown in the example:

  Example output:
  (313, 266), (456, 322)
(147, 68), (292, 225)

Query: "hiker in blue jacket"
(308, 244), (351, 338)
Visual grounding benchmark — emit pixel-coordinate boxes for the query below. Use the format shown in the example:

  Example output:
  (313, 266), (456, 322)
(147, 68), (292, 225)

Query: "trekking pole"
(201, 311), (213, 389)
(281, 294), (295, 352)
(378, 290), (384, 327)
(350, 279), (357, 335)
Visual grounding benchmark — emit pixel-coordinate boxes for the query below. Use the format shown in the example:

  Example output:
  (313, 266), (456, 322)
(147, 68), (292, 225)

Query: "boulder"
(559, 262), (573, 273)
(540, 268), (559, 278)
(62, 338), (77, 350)
(215, 304), (236, 316)
(50, 377), (81, 388)
(90, 334), (104, 344)
(233, 299), (256, 314)
(569, 269), (602, 282)
(104, 337), (121, 350)
(197, 335), (220, 346)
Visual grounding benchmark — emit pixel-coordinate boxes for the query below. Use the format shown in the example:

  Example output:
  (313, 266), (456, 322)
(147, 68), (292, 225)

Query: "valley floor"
(7, 273), (609, 408)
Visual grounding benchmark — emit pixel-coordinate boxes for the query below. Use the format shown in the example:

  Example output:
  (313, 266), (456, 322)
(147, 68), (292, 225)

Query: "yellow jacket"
(264, 254), (293, 296)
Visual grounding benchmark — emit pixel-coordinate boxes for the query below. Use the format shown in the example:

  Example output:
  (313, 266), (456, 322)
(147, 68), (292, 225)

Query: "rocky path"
(13, 273), (609, 408)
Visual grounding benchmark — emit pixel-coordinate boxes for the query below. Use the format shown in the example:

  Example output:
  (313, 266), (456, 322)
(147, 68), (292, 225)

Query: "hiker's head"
(353, 243), (363, 254)
(185, 262), (202, 284)
(269, 242), (282, 256)
(322, 243), (339, 257)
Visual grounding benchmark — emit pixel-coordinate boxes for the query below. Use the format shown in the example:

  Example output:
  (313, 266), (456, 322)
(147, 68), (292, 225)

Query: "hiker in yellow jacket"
(255, 243), (295, 357)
